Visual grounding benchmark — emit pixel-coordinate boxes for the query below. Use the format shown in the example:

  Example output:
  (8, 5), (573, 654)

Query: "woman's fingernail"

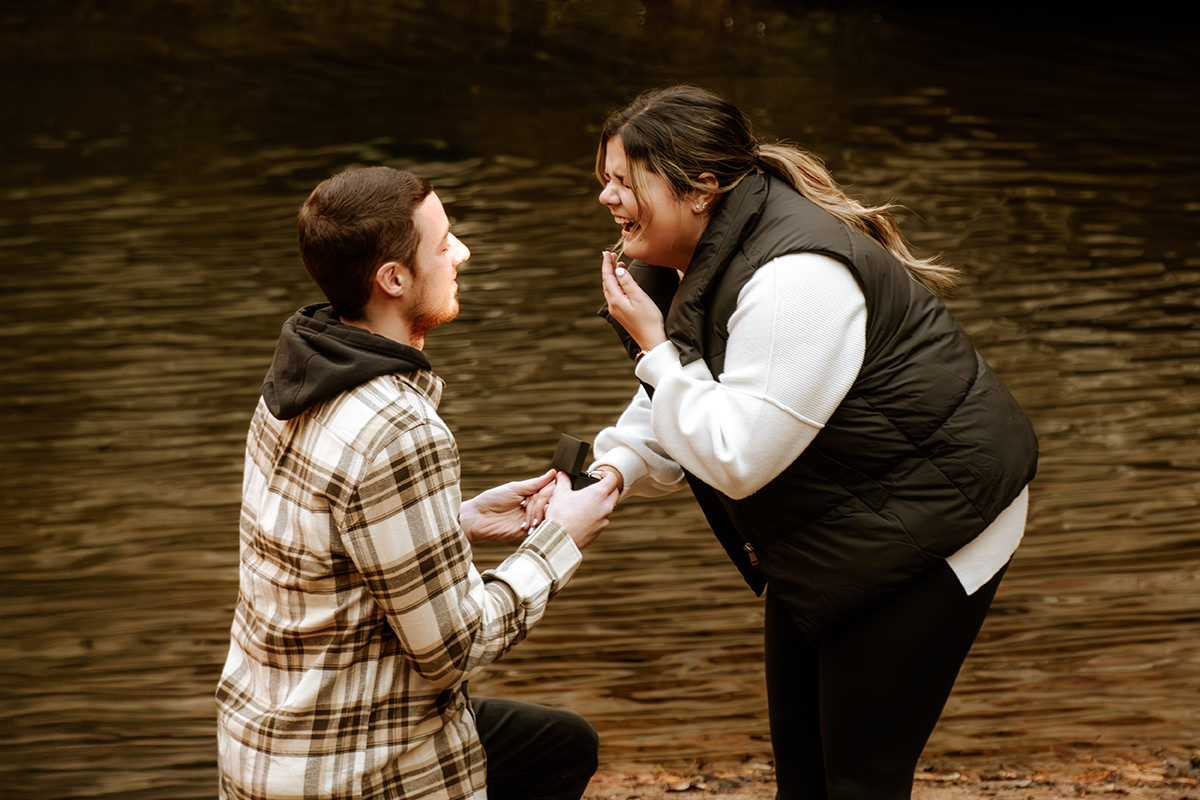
(615, 267), (627, 277)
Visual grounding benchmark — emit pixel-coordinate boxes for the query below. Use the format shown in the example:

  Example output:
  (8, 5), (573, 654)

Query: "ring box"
(552, 434), (600, 490)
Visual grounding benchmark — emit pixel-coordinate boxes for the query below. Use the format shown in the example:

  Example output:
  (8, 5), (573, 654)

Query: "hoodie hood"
(262, 303), (432, 420)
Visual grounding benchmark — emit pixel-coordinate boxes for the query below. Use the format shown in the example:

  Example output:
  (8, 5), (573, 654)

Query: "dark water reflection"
(1, 3), (1197, 796)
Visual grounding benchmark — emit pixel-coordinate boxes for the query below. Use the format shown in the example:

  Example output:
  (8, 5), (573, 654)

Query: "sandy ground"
(584, 753), (1200, 799)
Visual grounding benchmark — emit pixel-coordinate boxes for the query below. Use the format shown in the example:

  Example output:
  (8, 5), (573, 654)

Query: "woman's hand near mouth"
(601, 250), (668, 353)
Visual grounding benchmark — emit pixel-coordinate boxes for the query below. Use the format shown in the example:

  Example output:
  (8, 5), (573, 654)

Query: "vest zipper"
(743, 542), (759, 566)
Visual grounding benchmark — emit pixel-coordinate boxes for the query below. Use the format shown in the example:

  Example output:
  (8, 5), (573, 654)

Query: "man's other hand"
(545, 471), (620, 551)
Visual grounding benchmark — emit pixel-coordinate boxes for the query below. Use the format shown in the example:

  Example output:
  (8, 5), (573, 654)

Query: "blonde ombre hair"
(595, 85), (957, 295)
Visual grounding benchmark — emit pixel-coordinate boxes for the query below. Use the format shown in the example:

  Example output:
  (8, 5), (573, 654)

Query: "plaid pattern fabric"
(216, 370), (582, 799)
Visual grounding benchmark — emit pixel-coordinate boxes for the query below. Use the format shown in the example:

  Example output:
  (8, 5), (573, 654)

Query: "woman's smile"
(613, 215), (637, 236)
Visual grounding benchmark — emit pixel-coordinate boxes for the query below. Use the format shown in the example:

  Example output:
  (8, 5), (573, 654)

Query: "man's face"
(406, 192), (470, 337)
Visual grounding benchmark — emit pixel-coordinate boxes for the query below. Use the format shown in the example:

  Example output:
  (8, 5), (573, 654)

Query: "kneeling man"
(216, 166), (619, 800)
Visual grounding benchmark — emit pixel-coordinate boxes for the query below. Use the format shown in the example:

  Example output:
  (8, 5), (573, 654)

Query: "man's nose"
(452, 235), (470, 264)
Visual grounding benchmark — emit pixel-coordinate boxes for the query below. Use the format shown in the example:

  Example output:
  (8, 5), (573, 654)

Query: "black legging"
(765, 560), (1008, 799)
(473, 696), (599, 800)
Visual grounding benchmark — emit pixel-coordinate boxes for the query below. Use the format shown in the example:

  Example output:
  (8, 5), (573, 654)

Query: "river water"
(1, 3), (1196, 797)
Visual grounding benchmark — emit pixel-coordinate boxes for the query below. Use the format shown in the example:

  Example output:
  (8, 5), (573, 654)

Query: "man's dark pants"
(473, 697), (599, 800)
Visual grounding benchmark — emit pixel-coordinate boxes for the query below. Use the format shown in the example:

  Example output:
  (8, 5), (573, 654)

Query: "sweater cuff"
(633, 340), (678, 388)
(589, 446), (649, 498)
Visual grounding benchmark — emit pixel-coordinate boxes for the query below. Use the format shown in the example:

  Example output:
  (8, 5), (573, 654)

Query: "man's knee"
(538, 705), (599, 786)
(474, 697), (599, 799)
(574, 720), (600, 777)
(528, 707), (598, 799)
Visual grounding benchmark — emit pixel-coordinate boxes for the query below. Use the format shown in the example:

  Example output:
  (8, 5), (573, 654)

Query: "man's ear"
(373, 260), (410, 299)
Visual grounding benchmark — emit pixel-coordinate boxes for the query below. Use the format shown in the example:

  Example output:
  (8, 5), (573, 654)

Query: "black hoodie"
(262, 303), (432, 420)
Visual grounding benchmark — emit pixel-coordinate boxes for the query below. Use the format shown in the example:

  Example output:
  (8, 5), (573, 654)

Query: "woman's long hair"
(596, 85), (957, 295)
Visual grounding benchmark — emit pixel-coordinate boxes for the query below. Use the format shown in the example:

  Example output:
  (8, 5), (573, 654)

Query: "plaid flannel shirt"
(216, 370), (582, 799)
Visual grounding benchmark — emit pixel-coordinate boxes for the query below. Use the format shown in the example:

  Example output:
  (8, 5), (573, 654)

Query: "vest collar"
(667, 170), (769, 366)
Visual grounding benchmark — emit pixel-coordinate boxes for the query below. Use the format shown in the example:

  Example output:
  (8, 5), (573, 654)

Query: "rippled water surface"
(1, 4), (1197, 796)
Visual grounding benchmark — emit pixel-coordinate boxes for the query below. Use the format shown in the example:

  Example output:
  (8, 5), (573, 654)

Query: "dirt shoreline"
(585, 753), (1200, 799)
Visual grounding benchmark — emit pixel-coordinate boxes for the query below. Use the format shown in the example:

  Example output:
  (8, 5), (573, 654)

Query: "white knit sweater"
(592, 252), (1025, 595)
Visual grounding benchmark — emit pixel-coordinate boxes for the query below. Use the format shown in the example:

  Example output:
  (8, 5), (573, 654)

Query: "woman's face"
(598, 135), (707, 270)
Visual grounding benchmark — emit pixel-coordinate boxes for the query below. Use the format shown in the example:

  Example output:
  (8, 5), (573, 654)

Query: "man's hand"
(460, 469), (556, 543)
(585, 464), (625, 496)
(545, 471), (621, 551)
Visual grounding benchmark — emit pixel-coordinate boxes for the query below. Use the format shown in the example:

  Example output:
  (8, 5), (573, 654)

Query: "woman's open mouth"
(614, 216), (638, 236)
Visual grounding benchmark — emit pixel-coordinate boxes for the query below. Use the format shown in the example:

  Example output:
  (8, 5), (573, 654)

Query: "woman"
(586, 86), (1037, 799)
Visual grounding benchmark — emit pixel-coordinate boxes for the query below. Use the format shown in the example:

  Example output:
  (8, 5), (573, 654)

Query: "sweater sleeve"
(633, 252), (866, 500)
(590, 385), (688, 497)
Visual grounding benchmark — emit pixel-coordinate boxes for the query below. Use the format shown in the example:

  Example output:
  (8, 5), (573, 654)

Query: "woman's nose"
(599, 181), (619, 206)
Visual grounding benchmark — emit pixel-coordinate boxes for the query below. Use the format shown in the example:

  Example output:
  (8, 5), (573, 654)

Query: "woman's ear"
(691, 172), (719, 213)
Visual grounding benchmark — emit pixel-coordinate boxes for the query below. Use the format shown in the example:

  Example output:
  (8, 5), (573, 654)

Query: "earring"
(695, 201), (708, 210)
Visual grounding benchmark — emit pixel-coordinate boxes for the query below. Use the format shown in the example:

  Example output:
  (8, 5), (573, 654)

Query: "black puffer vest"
(605, 171), (1038, 637)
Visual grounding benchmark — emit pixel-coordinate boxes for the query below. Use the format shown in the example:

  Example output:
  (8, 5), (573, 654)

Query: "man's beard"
(410, 299), (459, 340)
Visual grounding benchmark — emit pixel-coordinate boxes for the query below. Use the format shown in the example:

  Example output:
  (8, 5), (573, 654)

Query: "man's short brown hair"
(297, 167), (433, 319)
